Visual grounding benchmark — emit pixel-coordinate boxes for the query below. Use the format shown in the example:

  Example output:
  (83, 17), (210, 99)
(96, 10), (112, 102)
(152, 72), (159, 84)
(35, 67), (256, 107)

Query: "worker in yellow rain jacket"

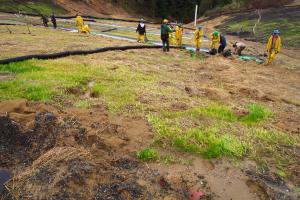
(210, 31), (220, 49)
(175, 23), (183, 46)
(82, 24), (91, 34)
(266, 29), (281, 65)
(75, 15), (84, 32)
(194, 25), (204, 51)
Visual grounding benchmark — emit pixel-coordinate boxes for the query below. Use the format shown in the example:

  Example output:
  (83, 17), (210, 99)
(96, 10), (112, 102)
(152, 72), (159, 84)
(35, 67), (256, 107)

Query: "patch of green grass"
(0, 80), (52, 101)
(148, 114), (248, 159)
(137, 148), (158, 161)
(0, 0), (67, 15)
(241, 104), (270, 125)
(161, 103), (238, 122)
(252, 128), (297, 146)
(0, 62), (43, 74)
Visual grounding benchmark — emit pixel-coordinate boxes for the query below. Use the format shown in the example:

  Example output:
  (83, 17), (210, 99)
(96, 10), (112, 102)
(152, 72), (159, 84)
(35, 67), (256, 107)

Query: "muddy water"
(0, 169), (12, 190)
(149, 156), (259, 200)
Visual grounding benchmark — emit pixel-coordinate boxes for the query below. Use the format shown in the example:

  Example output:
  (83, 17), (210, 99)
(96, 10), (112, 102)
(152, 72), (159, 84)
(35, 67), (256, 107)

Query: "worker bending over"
(266, 29), (281, 65)
(161, 19), (173, 52)
(175, 23), (183, 46)
(233, 41), (246, 56)
(136, 19), (146, 43)
(210, 31), (220, 54)
(194, 25), (204, 52)
(75, 15), (91, 34)
(218, 34), (227, 53)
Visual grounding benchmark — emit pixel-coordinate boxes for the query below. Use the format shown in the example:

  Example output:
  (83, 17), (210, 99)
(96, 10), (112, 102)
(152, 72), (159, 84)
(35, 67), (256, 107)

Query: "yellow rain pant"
(267, 50), (277, 65)
(175, 26), (183, 46)
(137, 34), (145, 43)
(194, 29), (204, 50)
(82, 25), (91, 34)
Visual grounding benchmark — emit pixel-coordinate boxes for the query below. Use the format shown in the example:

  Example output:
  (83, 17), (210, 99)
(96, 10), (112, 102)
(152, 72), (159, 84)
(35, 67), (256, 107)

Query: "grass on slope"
(0, 0), (67, 15)
(216, 7), (300, 48)
(0, 32), (298, 179)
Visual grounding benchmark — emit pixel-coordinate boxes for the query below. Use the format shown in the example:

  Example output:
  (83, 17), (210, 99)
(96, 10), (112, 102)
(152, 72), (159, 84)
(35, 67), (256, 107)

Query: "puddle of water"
(0, 170), (12, 189)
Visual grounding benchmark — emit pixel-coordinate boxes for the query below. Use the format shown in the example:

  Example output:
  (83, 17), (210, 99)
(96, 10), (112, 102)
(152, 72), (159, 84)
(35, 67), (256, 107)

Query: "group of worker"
(135, 18), (281, 65)
(72, 16), (281, 65)
(41, 14), (57, 29)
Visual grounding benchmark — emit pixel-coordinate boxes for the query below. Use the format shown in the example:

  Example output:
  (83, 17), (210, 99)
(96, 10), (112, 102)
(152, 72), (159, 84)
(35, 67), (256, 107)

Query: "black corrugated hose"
(0, 45), (185, 65)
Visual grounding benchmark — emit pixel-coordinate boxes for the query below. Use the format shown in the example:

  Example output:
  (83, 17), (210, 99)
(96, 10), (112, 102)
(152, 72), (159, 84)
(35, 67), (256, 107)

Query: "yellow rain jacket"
(82, 25), (91, 34)
(266, 35), (281, 64)
(266, 35), (281, 53)
(194, 28), (204, 50)
(169, 32), (175, 46)
(75, 16), (84, 32)
(210, 33), (220, 49)
(175, 25), (183, 46)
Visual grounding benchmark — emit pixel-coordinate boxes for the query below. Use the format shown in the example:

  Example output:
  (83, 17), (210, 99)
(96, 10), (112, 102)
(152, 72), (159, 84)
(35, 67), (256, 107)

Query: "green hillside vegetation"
(216, 7), (300, 48)
(0, 0), (67, 15)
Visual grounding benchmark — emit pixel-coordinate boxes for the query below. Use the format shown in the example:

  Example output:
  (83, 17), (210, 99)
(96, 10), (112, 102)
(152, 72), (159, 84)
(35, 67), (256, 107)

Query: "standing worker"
(266, 29), (281, 65)
(233, 41), (246, 56)
(51, 13), (57, 29)
(136, 19), (146, 43)
(161, 19), (173, 52)
(194, 25), (204, 52)
(175, 23), (183, 47)
(75, 15), (84, 32)
(210, 31), (220, 54)
(218, 34), (227, 54)
(41, 14), (49, 27)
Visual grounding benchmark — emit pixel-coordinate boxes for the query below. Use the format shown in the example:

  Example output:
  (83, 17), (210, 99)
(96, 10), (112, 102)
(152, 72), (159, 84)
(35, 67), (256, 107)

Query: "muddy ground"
(0, 99), (298, 200)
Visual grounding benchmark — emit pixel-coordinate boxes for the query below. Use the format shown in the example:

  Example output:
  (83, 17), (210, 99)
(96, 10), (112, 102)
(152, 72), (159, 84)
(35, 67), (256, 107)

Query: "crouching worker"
(194, 25), (204, 52)
(175, 23), (183, 46)
(218, 34), (227, 54)
(82, 24), (91, 34)
(136, 19), (146, 43)
(161, 19), (173, 52)
(266, 29), (281, 65)
(210, 31), (220, 55)
(233, 41), (246, 56)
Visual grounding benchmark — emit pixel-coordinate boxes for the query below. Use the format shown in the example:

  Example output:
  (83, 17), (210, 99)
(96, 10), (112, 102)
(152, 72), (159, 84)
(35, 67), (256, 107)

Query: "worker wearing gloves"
(161, 19), (173, 52)
(194, 25), (204, 51)
(218, 34), (227, 53)
(75, 15), (84, 32)
(210, 31), (220, 54)
(136, 19), (146, 43)
(175, 23), (183, 47)
(266, 29), (281, 65)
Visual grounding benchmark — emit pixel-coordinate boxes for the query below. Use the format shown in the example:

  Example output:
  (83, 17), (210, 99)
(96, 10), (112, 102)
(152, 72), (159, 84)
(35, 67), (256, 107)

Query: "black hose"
(0, 45), (185, 65)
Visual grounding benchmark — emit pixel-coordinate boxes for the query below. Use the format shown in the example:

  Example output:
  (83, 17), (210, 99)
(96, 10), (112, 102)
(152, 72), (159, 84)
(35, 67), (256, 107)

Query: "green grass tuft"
(0, 62), (43, 74)
(241, 104), (270, 125)
(137, 148), (158, 161)
(252, 128), (297, 146)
